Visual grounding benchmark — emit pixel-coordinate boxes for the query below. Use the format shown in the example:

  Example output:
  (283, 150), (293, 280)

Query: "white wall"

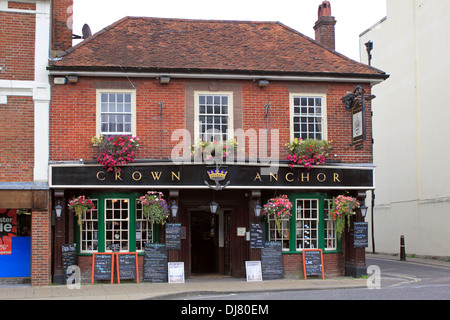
(360, 0), (450, 256)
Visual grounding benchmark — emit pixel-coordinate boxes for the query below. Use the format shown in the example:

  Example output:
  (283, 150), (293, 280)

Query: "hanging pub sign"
(352, 99), (365, 145)
(341, 85), (375, 147)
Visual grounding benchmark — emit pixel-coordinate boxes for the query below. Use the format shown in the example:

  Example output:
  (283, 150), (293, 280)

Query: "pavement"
(0, 253), (448, 300)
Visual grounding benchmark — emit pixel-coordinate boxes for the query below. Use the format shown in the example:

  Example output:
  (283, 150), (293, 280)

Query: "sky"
(72, 0), (386, 62)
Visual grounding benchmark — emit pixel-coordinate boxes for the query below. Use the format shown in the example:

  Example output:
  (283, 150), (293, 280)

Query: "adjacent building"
(360, 0), (450, 257)
(0, 0), (73, 286)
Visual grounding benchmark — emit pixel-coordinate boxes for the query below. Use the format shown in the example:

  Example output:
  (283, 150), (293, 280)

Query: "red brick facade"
(51, 0), (74, 53)
(0, 9), (36, 80)
(46, 13), (385, 282)
(50, 77), (373, 164)
(0, 96), (34, 182)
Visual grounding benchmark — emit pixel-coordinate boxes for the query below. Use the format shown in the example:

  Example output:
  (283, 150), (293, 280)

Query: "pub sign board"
(352, 99), (366, 145)
(50, 163), (374, 190)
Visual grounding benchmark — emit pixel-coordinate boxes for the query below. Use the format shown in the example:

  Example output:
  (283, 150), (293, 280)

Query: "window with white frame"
(135, 200), (153, 252)
(324, 198), (337, 250)
(97, 90), (136, 136)
(267, 215), (290, 251)
(79, 199), (98, 253)
(105, 199), (129, 252)
(295, 199), (319, 250)
(195, 93), (232, 142)
(291, 95), (326, 141)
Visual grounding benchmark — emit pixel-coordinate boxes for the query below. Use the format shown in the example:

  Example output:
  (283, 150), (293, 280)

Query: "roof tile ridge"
(130, 16), (281, 25)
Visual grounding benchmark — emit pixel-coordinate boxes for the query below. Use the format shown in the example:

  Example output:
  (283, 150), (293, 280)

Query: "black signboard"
(62, 244), (77, 282)
(250, 223), (265, 249)
(354, 222), (369, 248)
(261, 241), (284, 280)
(166, 223), (181, 250)
(50, 163), (374, 190)
(91, 253), (114, 284)
(302, 249), (324, 280)
(144, 243), (168, 283)
(116, 252), (139, 283)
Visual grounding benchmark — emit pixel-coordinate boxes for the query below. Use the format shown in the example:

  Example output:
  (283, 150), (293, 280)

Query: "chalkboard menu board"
(62, 244), (77, 282)
(261, 241), (284, 280)
(302, 249), (324, 280)
(116, 253), (139, 283)
(166, 223), (181, 250)
(250, 223), (265, 249)
(144, 243), (168, 283)
(91, 253), (114, 284)
(354, 222), (369, 248)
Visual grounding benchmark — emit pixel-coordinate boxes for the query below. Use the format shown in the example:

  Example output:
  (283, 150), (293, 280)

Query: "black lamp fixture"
(360, 203), (368, 219)
(210, 200), (219, 214)
(55, 201), (62, 219)
(253, 200), (262, 217)
(170, 200), (179, 218)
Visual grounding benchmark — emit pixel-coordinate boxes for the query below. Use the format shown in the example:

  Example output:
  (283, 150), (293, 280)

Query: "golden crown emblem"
(207, 169), (228, 181)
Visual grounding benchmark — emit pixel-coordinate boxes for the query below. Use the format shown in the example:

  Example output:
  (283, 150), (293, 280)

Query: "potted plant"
(191, 138), (237, 162)
(68, 195), (95, 226)
(138, 191), (170, 225)
(261, 195), (293, 236)
(93, 135), (140, 173)
(286, 138), (331, 169)
(328, 195), (360, 238)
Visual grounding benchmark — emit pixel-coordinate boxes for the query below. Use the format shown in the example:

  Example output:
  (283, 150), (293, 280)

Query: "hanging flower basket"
(260, 195), (293, 236)
(93, 135), (140, 173)
(286, 138), (331, 169)
(191, 139), (237, 162)
(68, 196), (95, 226)
(138, 191), (170, 225)
(328, 195), (360, 239)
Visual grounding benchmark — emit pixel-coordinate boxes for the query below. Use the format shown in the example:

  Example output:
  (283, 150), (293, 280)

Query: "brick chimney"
(313, 1), (336, 50)
(51, 0), (74, 55)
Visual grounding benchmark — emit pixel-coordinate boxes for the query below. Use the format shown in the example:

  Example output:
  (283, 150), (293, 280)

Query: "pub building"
(47, 1), (388, 284)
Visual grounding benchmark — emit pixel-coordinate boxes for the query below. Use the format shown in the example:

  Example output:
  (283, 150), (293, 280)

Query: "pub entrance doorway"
(190, 211), (217, 274)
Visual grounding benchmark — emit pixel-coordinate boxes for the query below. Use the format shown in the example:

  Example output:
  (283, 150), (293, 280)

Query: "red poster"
(0, 209), (17, 255)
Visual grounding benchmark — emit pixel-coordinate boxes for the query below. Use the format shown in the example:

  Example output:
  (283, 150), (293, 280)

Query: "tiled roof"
(50, 17), (387, 79)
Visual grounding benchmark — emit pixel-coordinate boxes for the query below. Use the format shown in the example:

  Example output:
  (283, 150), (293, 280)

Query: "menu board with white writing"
(261, 241), (284, 280)
(144, 243), (168, 283)
(116, 252), (138, 283)
(91, 253), (114, 284)
(302, 249), (324, 280)
(165, 223), (181, 250)
(250, 223), (265, 249)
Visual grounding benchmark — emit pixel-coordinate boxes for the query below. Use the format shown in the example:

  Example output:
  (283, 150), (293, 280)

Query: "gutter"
(48, 67), (389, 85)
